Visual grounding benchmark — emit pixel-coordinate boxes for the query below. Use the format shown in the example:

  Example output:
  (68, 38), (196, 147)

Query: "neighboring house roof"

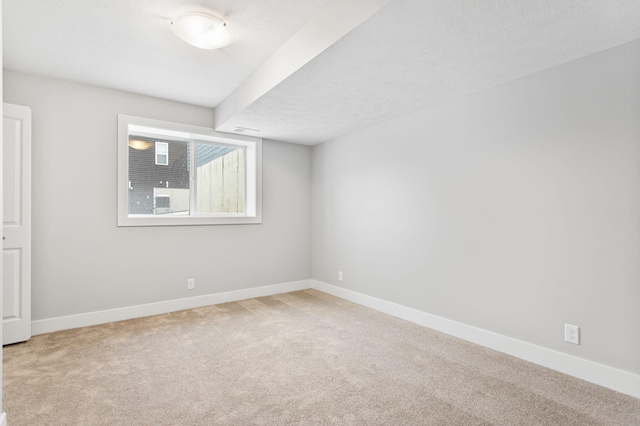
(129, 134), (235, 168)
(196, 144), (234, 167)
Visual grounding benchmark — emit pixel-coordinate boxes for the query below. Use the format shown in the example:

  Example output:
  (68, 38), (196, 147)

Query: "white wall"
(3, 70), (311, 321)
(0, 0), (5, 420)
(312, 40), (640, 375)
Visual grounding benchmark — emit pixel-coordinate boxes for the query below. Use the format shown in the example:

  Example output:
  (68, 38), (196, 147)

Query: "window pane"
(155, 153), (168, 165)
(156, 142), (168, 154)
(129, 139), (190, 215)
(119, 114), (261, 226)
(196, 143), (245, 214)
(155, 142), (168, 165)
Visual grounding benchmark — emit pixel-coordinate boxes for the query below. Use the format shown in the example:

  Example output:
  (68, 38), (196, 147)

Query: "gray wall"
(3, 40), (639, 378)
(3, 70), (311, 321)
(1, 0), (4, 413)
(312, 40), (640, 374)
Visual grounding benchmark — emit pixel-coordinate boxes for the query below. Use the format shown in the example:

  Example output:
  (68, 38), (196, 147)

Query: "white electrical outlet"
(338, 271), (343, 282)
(564, 324), (580, 345)
(187, 278), (195, 290)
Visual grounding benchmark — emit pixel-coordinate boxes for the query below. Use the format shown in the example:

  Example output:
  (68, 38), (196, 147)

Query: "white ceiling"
(4, 0), (640, 145)
(3, 0), (332, 108)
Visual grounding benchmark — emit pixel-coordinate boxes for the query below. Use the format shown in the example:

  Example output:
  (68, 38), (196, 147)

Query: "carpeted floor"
(3, 289), (639, 425)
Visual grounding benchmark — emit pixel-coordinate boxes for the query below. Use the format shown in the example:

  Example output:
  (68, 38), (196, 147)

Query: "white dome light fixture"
(171, 13), (232, 50)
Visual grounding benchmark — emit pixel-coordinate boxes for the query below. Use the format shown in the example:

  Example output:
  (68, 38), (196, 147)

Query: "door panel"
(3, 103), (31, 345)
(3, 249), (21, 320)
(3, 119), (21, 226)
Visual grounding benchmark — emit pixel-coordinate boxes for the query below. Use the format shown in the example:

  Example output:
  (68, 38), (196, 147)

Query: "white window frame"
(154, 141), (168, 165)
(118, 114), (262, 226)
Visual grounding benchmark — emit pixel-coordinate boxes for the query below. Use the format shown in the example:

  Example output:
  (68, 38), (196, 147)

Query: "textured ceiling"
(219, 0), (640, 144)
(4, 0), (640, 145)
(3, 0), (331, 108)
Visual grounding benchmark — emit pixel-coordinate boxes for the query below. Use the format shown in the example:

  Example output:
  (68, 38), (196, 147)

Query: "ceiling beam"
(212, 0), (392, 133)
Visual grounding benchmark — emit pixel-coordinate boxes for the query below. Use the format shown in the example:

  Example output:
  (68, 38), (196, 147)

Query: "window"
(155, 142), (168, 165)
(118, 114), (262, 226)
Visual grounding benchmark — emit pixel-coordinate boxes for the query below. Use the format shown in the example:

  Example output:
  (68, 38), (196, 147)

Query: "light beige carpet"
(4, 290), (639, 425)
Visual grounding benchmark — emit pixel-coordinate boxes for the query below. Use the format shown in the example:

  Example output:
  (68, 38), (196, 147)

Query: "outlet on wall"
(338, 271), (343, 282)
(564, 324), (580, 345)
(187, 278), (195, 290)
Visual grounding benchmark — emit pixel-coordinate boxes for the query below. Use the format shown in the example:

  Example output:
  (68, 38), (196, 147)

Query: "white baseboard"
(32, 280), (312, 336)
(0, 411), (6, 426)
(310, 280), (640, 399)
(29, 278), (640, 398)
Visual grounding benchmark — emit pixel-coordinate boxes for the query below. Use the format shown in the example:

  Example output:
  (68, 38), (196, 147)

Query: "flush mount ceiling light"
(170, 13), (232, 50)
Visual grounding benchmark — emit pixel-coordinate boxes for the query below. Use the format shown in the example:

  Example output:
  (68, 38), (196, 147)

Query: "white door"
(3, 103), (31, 345)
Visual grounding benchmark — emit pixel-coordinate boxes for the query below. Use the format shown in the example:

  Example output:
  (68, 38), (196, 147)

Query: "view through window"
(118, 115), (261, 226)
